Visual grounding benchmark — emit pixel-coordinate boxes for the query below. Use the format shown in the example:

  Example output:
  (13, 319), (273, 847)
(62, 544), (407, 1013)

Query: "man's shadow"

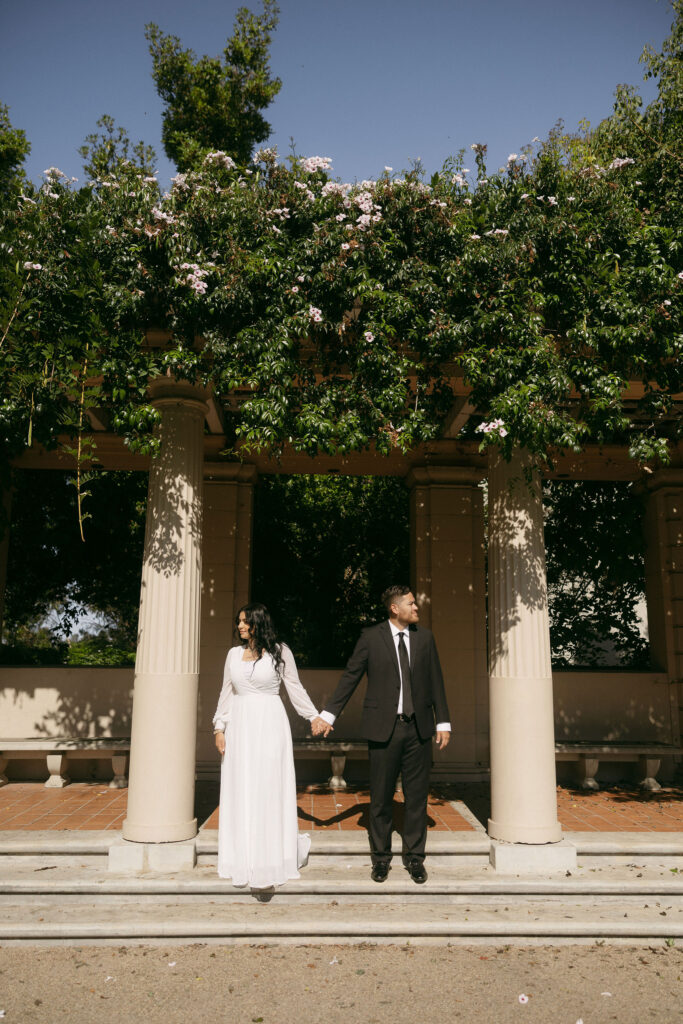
(297, 800), (436, 833)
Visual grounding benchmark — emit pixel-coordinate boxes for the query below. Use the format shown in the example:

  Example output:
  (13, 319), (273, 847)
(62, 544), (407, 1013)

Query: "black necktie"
(397, 631), (414, 717)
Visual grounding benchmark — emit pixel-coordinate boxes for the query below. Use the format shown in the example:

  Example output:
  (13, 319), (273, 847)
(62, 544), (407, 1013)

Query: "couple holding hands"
(213, 585), (450, 890)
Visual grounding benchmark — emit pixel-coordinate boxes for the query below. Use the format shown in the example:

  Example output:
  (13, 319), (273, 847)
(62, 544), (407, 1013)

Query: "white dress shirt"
(320, 622), (450, 731)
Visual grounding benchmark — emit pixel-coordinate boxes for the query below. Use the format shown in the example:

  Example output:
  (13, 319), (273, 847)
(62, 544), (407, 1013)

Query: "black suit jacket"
(324, 621), (450, 742)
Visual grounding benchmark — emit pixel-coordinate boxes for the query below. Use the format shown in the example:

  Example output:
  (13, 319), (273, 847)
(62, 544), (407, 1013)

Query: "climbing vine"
(1, 5), (682, 470)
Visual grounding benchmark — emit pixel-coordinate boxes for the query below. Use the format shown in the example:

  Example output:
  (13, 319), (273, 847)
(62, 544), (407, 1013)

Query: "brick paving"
(0, 781), (681, 833)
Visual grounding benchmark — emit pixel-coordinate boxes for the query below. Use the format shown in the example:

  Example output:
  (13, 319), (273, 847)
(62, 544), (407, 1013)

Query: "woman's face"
(237, 611), (252, 642)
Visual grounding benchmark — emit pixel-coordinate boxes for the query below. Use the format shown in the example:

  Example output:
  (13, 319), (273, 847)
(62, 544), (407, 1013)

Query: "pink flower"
(309, 305), (323, 322)
(23, 261), (43, 271)
(291, 286), (299, 293)
(476, 418), (508, 437)
(341, 243), (350, 250)
(204, 151), (236, 170)
(609, 157), (635, 170)
(518, 994), (529, 1004)
(364, 331), (374, 342)
(301, 156), (333, 174)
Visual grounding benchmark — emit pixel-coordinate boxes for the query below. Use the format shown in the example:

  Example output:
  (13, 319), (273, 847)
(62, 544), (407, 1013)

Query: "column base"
(488, 817), (562, 844)
(489, 839), (577, 875)
(108, 838), (197, 874)
(122, 817), (198, 843)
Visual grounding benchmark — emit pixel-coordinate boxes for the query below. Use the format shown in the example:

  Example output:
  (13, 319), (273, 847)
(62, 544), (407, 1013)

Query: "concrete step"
(2, 857), (682, 899)
(1, 894), (682, 946)
(2, 829), (682, 860)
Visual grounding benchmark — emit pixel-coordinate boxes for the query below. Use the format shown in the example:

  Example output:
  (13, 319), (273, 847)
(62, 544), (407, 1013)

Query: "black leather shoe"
(371, 861), (390, 883)
(406, 858), (427, 884)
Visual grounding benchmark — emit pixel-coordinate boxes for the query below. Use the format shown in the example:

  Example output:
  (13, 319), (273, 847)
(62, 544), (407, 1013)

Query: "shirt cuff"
(320, 711), (336, 725)
(213, 720), (226, 732)
(436, 722), (451, 732)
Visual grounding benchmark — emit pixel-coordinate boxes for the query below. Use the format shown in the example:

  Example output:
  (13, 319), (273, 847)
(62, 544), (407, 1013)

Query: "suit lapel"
(380, 621), (401, 683)
(408, 623), (424, 674)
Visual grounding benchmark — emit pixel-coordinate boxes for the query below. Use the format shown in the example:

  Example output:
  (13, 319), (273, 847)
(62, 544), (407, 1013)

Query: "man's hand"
(435, 730), (450, 750)
(215, 731), (226, 756)
(311, 716), (333, 738)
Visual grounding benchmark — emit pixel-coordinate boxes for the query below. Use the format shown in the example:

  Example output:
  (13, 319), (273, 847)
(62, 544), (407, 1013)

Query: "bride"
(213, 603), (320, 888)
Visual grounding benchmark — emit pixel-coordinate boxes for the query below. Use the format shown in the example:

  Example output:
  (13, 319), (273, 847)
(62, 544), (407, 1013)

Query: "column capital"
(147, 376), (208, 416)
(406, 464), (484, 489)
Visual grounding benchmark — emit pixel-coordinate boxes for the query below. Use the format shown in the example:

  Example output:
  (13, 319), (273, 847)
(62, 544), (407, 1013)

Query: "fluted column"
(122, 379), (207, 843)
(0, 474), (11, 643)
(488, 448), (562, 844)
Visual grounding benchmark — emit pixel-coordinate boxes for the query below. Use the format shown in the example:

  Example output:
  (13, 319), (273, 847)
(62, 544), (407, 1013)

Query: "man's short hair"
(381, 585), (412, 614)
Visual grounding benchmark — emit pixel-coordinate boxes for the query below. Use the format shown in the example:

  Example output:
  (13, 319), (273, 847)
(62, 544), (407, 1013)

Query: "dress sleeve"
(213, 649), (234, 731)
(280, 644), (318, 721)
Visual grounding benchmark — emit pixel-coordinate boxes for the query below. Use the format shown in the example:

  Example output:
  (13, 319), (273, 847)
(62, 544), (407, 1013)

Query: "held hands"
(311, 716), (333, 738)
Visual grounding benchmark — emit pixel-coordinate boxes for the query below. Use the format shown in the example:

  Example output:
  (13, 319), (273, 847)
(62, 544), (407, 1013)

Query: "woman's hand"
(215, 731), (226, 756)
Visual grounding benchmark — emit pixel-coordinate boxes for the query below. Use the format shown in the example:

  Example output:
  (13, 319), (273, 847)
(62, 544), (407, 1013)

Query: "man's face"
(392, 592), (419, 625)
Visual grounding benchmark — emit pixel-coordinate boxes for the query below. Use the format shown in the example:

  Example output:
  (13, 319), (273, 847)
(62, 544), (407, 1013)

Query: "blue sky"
(0, 0), (674, 190)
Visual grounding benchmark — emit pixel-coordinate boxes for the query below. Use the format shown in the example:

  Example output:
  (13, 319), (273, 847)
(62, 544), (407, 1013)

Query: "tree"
(252, 475), (409, 666)
(0, 102), (30, 204)
(544, 482), (650, 668)
(2, 468), (147, 653)
(79, 114), (156, 181)
(146, 0), (281, 170)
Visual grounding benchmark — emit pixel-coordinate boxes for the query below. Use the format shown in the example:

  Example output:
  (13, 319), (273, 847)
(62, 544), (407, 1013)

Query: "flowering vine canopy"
(1, 20), (682, 470)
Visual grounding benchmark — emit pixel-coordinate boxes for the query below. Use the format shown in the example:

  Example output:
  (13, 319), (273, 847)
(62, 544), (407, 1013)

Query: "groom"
(312, 586), (450, 883)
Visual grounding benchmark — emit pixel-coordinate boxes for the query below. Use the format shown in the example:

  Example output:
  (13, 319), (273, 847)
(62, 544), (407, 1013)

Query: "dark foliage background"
(251, 475), (410, 666)
(2, 469), (147, 662)
(544, 481), (649, 669)
(1, 471), (649, 670)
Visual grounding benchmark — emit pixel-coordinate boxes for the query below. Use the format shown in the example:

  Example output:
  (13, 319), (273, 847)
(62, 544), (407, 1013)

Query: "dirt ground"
(0, 942), (681, 1024)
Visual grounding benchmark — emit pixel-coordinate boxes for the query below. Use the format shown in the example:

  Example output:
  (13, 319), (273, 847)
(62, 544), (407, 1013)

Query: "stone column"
(643, 470), (683, 754)
(0, 472), (12, 642)
(196, 465), (256, 778)
(487, 449), (573, 870)
(408, 466), (488, 780)
(121, 379), (207, 847)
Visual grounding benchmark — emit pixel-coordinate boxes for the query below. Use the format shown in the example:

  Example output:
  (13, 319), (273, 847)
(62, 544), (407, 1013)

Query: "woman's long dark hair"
(235, 603), (285, 679)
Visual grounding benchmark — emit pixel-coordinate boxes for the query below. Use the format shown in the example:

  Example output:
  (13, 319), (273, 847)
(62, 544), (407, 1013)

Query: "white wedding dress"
(212, 643), (318, 888)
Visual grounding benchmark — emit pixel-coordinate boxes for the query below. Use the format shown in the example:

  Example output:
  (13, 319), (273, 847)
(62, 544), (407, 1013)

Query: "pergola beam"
(13, 435), (682, 481)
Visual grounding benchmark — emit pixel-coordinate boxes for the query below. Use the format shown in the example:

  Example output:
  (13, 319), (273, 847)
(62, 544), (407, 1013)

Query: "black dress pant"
(367, 716), (432, 865)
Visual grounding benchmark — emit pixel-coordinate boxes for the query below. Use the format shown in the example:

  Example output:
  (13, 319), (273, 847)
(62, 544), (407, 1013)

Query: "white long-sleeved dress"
(212, 643), (318, 888)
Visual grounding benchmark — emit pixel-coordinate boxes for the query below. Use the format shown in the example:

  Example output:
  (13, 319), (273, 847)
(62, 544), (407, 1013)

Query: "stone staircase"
(1, 830), (682, 946)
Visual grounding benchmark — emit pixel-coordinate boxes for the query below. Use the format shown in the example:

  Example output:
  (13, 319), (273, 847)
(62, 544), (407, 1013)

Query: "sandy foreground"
(0, 943), (681, 1024)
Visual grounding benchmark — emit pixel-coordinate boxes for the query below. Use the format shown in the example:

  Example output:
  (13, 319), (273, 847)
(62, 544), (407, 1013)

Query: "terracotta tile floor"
(201, 786), (472, 832)
(0, 781), (681, 833)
